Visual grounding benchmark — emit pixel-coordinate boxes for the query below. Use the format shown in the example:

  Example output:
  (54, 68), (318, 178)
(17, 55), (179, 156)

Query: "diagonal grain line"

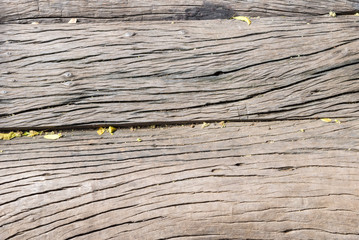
(282, 227), (359, 236)
(63, 216), (163, 240)
(20, 53), (102, 67)
(4, 204), (139, 240)
(0, 185), (80, 207)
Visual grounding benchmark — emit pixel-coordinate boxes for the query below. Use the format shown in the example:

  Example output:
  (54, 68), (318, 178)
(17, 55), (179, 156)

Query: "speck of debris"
(124, 32), (136, 37)
(63, 72), (73, 78)
(62, 81), (73, 86)
(68, 18), (77, 24)
(201, 122), (210, 128)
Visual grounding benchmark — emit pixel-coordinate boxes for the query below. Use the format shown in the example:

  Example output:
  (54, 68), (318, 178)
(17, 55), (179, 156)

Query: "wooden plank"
(1, 17), (359, 129)
(1, 0), (359, 23)
(0, 119), (358, 239)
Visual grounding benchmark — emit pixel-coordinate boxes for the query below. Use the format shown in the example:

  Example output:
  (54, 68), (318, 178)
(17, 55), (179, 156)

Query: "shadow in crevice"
(175, 2), (235, 20)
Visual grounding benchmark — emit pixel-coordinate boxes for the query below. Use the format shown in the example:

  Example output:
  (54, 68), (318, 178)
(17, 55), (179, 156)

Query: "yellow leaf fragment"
(329, 11), (336, 17)
(0, 133), (11, 140)
(0, 150), (3, 153)
(232, 16), (251, 25)
(136, 138), (142, 142)
(321, 118), (332, 123)
(68, 18), (77, 24)
(13, 131), (22, 138)
(97, 127), (106, 135)
(201, 122), (210, 128)
(23, 130), (40, 137)
(355, 13), (359, 16)
(0, 131), (19, 140)
(300, 129), (305, 132)
(219, 121), (226, 128)
(108, 126), (117, 135)
(44, 133), (62, 140)
(334, 119), (341, 124)
(31, 22), (39, 25)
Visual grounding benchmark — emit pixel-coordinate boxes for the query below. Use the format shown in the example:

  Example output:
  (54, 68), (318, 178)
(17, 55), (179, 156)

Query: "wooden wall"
(1, 1), (359, 239)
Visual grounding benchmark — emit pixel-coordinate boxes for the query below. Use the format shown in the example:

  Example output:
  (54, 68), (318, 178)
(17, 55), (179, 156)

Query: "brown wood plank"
(1, 0), (359, 23)
(0, 119), (358, 239)
(1, 17), (359, 129)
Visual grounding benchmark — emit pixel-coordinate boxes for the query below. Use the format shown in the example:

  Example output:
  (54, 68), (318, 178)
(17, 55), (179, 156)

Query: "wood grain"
(1, 0), (359, 23)
(1, 17), (359, 129)
(0, 119), (358, 239)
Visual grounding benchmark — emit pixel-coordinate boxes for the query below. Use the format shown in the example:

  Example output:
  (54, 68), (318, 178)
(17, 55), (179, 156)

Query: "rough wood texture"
(1, 17), (358, 129)
(0, 119), (358, 239)
(1, 0), (359, 23)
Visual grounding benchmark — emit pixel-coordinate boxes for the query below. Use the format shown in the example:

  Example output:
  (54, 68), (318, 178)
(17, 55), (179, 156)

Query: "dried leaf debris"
(97, 126), (117, 136)
(0, 132), (21, 140)
(321, 118), (332, 123)
(232, 16), (251, 25)
(97, 127), (106, 135)
(0, 130), (57, 141)
(329, 11), (336, 17)
(44, 133), (62, 140)
(201, 122), (210, 128)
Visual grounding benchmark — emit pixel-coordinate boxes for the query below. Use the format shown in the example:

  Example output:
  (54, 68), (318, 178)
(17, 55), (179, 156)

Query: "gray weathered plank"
(0, 119), (358, 239)
(1, 17), (359, 129)
(1, 0), (359, 23)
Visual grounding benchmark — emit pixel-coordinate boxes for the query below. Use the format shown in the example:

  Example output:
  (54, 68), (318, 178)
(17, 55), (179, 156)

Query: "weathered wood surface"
(0, 119), (358, 239)
(1, 0), (359, 23)
(1, 17), (358, 130)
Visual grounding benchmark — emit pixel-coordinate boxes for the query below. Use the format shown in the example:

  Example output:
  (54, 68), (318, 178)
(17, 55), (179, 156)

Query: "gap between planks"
(0, 117), (352, 132)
